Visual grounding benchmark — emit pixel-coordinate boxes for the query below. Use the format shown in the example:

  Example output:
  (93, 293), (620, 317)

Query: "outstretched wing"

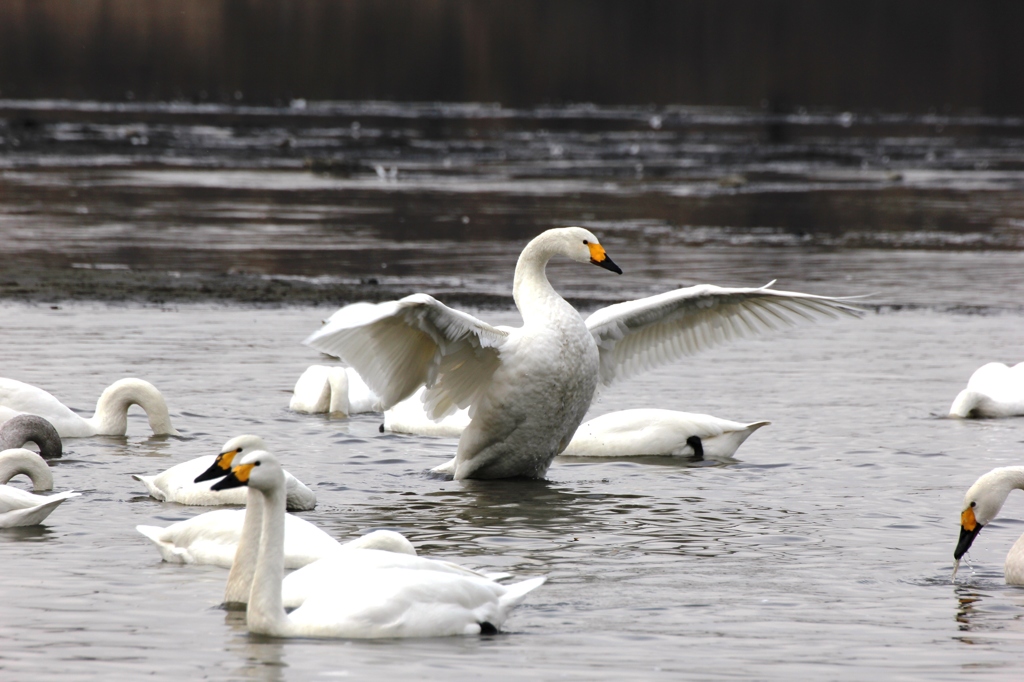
(586, 282), (863, 386)
(303, 294), (509, 417)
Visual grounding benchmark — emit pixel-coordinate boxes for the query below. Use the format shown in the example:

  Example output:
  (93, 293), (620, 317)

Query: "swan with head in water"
(0, 414), (63, 459)
(953, 466), (1024, 584)
(949, 362), (1024, 419)
(211, 450), (545, 637)
(383, 390), (768, 460)
(289, 365), (381, 415)
(0, 377), (178, 438)
(0, 448), (80, 527)
(132, 434), (316, 511)
(305, 226), (859, 480)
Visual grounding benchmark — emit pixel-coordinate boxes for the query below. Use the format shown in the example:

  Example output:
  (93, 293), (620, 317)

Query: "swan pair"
(204, 449), (543, 638)
(133, 435), (317, 510)
(384, 389), (768, 461)
(0, 448), (79, 528)
(954, 467), (1024, 584)
(305, 226), (859, 479)
(0, 377), (178, 437)
(949, 362), (1024, 418)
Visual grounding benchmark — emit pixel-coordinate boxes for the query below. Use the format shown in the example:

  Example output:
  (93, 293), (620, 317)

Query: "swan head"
(530, 227), (622, 274)
(194, 434), (267, 483)
(953, 467), (1024, 575)
(211, 449), (285, 494)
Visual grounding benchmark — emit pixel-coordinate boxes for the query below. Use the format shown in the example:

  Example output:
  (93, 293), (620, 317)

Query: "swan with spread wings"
(304, 227), (860, 480)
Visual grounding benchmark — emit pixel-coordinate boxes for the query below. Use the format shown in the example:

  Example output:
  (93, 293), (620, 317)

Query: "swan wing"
(303, 295), (509, 417)
(586, 282), (863, 386)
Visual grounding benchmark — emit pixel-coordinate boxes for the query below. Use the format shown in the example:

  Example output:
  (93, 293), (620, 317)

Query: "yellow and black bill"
(588, 243), (622, 274)
(954, 507), (983, 561)
(210, 462), (255, 491)
(194, 449), (240, 483)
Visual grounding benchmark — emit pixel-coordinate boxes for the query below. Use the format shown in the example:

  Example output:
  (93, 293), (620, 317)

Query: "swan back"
(0, 448), (55, 491)
(0, 414), (62, 459)
(949, 362), (1024, 418)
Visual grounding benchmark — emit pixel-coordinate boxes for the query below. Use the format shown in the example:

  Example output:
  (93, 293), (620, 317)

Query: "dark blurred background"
(2, 0), (1023, 113)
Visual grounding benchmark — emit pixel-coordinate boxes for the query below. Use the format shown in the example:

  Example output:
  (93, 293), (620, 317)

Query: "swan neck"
(327, 369), (351, 415)
(0, 449), (54, 490)
(224, 487), (264, 605)
(513, 237), (564, 321)
(247, 481), (289, 635)
(90, 380), (177, 436)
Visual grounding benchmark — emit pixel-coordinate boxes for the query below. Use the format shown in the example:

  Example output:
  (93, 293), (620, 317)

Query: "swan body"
(289, 365), (381, 415)
(559, 409), (769, 458)
(136, 509), (413, 569)
(0, 377), (178, 437)
(949, 362), (1024, 418)
(0, 414), (63, 459)
(0, 448), (80, 527)
(383, 387), (469, 437)
(212, 450), (545, 638)
(132, 435), (316, 511)
(954, 466), (1024, 584)
(305, 227), (859, 480)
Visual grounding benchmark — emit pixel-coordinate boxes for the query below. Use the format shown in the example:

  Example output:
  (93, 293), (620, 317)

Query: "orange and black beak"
(211, 462), (255, 491)
(194, 449), (240, 483)
(588, 243), (622, 274)
(954, 506), (983, 561)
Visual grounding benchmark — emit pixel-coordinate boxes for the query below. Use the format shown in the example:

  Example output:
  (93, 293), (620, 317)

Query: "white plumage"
(953, 466), (1024, 585)
(949, 362), (1024, 418)
(289, 365), (382, 415)
(305, 227), (859, 480)
(132, 434), (316, 511)
(0, 377), (178, 437)
(0, 448), (80, 528)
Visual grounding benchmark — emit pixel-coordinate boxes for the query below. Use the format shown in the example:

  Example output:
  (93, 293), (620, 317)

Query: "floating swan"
(953, 466), (1024, 584)
(384, 391), (767, 460)
(949, 362), (1024, 418)
(191, 452), (512, 606)
(289, 365), (381, 415)
(0, 448), (80, 528)
(0, 414), (63, 459)
(132, 434), (316, 511)
(305, 226), (859, 480)
(0, 377), (179, 437)
(212, 450), (545, 638)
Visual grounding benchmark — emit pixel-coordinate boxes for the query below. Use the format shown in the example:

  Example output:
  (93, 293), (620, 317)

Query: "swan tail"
(131, 474), (167, 501)
(498, 576), (546, 610)
(0, 493), (78, 527)
(136, 524), (190, 563)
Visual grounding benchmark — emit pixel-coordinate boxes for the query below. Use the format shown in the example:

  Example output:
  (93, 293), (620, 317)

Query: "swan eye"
(582, 239), (589, 245)
(970, 501), (976, 507)
(254, 461), (261, 467)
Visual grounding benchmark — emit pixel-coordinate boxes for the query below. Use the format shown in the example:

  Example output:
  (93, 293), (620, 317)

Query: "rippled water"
(2, 100), (1024, 679)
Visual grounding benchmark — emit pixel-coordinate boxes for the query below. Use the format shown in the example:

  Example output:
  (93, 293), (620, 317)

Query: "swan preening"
(954, 466), (1024, 584)
(210, 450), (544, 638)
(133, 434), (317, 511)
(0, 377), (178, 437)
(289, 365), (381, 415)
(0, 448), (79, 527)
(306, 226), (859, 480)
(383, 392), (768, 461)
(949, 362), (1024, 419)
(0, 414), (63, 459)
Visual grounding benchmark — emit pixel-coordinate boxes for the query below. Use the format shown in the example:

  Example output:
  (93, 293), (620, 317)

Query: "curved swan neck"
(224, 488), (264, 605)
(88, 379), (178, 436)
(970, 466), (1024, 523)
(327, 368), (351, 415)
(0, 448), (54, 490)
(513, 234), (572, 323)
(0, 415), (63, 459)
(248, 478), (289, 635)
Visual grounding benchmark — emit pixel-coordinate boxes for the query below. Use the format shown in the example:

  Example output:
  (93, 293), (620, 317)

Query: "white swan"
(212, 450), (545, 638)
(949, 362), (1024, 418)
(132, 434), (316, 511)
(953, 466), (1024, 584)
(0, 377), (179, 437)
(289, 365), (381, 415)
(0, 448), (80, 528)
(384, 392), (767, 459)
(305, 226), (859, 480)
(558, 409), (769, 458)
(0, 414), (63, 459)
